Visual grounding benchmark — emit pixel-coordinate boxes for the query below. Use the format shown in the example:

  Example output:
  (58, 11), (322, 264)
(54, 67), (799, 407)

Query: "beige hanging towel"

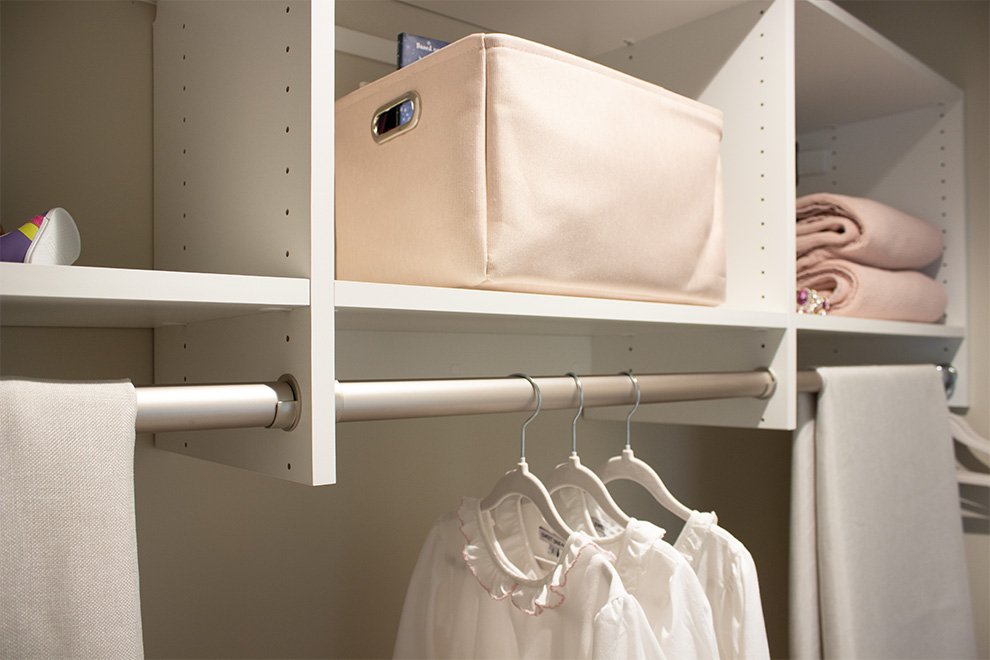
(1, 378), (144, 659)
(789, 366), (977, 659)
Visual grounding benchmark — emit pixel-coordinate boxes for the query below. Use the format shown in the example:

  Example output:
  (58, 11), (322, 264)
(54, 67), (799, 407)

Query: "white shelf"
(334, 280), (789, 336)
(794, 313), (965, 339)
(0, 263), (310, 328)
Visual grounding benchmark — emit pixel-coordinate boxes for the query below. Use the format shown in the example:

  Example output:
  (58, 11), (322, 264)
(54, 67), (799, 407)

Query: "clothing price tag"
(591, 516), (623, 537)
(538, 527), (565, 559)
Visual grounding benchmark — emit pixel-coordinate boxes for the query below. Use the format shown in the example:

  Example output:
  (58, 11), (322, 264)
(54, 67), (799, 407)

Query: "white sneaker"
(0, 207), (81, 265)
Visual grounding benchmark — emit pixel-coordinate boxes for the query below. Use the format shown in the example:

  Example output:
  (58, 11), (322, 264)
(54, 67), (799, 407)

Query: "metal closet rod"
(136, 365), (956, 432)
(335, 370), (781, 422)
(796, 363), (957, 398)
(135, 378), (300, 434)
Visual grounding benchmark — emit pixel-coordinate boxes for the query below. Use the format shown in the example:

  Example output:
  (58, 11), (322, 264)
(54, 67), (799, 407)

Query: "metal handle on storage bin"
(371, 91), (420, 144)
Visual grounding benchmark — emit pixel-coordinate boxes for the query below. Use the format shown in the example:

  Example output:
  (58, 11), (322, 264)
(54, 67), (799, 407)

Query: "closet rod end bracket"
(756, 367), (777, 400)
(270, 373), (302, 431)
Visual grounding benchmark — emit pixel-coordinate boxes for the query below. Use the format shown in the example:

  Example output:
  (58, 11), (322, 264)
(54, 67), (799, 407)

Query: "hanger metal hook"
(511, 373), (541, 461)
(936, 364), (957, 399)
(621, 370), (641, 451)
(566, 373), (584, 455)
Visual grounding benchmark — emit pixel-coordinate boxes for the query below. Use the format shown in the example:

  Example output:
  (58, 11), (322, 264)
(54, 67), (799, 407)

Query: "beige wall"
(1, 2), (986, 658)
(0, 0), (154, 269)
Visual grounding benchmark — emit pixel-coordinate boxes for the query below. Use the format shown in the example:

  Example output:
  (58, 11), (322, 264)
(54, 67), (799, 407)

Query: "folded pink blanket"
(796, 259), (947, 323)
(796, 193), (943, 271)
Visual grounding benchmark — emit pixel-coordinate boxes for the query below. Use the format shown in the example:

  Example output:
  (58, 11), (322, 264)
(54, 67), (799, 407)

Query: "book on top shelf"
(397, 33), (450, 68)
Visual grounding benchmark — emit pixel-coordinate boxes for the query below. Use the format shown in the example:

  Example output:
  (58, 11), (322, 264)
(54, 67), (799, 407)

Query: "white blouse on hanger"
(557, 489), (770, 660)
(543, 489), (721, 660)
(393, 497), (664, 659)
(673, 511), (770, 660)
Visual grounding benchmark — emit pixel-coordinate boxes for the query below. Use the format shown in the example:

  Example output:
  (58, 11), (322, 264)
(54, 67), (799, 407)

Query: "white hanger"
(949, 413), (990, 455)
(950, 412), (990, 487)
(597, 371), (693, 521)
(544, 373), (631, 526)
(480, 374), (574, 539)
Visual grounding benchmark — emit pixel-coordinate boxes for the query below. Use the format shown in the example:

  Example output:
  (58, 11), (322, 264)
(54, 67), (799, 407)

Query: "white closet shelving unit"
(0, 0), (967, 486)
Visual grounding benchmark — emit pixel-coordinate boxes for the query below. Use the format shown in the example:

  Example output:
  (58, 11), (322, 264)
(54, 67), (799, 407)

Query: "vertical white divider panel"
(154, 1), (311, 278)
(310, 0), (336, 484)
(154, 1), (336, 485)
(698, 0), (795, 315)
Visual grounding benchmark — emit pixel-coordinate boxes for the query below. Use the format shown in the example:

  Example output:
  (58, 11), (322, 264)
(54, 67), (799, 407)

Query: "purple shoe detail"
(1, 226), (32, 262)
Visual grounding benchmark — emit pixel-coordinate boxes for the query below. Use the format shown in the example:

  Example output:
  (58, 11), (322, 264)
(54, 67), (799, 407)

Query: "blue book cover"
(397, 33), (450, 68)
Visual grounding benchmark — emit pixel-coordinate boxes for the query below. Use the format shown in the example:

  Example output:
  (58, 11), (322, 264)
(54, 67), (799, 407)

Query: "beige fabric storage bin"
(335, 33), (725, 304)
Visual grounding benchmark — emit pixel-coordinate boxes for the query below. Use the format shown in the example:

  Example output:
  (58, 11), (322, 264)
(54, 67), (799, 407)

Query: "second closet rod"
(335, 370), (778, 422)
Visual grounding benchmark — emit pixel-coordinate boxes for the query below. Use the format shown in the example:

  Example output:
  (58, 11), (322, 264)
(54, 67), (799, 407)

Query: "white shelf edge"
(793, 312), (965, 339)
(0, 263), (310, 328)
(334, 280), (789, 332)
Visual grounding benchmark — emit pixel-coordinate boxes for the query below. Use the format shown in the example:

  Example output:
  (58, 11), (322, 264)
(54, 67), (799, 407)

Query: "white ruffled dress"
(552, 488), (770, 660)
(393, 497), (664, 659)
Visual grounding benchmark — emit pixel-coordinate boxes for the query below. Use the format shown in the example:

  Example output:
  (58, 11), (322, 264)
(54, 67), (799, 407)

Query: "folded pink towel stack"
(796, 193), (946, 323)
(796, 259), (947, 322)
(796, 193), (944, 270)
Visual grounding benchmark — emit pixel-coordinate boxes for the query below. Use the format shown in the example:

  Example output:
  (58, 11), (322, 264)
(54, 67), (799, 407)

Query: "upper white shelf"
(0, 263), (310, 328)
(794, 0), (961, 133)
(335, 280), (789, 336)
(386, 0), (961, 136)
(397, 0), (743, 58)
